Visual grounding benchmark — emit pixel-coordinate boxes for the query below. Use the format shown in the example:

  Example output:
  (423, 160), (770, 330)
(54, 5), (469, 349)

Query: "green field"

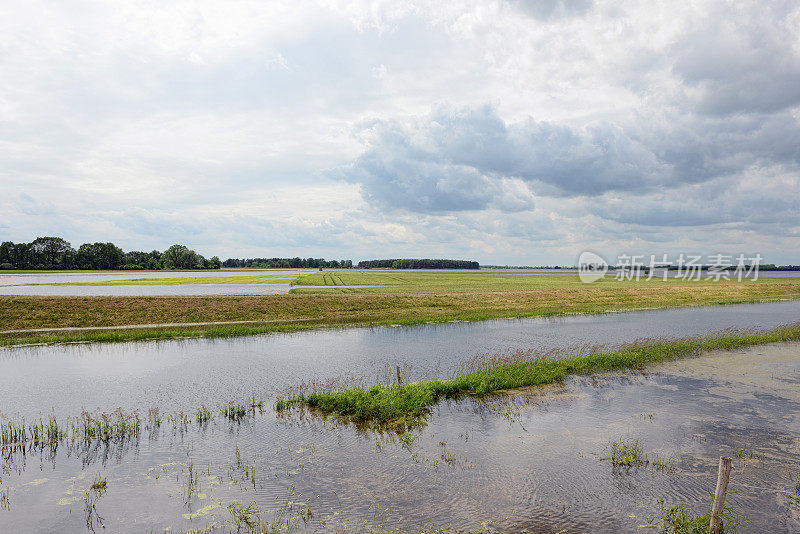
(2, 270), (800, 347)
(292, 270), (776, 293)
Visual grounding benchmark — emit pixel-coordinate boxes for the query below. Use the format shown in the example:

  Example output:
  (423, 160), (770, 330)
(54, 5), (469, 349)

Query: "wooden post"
(396, 365), (402, 386)
(710, 456), (733, 534)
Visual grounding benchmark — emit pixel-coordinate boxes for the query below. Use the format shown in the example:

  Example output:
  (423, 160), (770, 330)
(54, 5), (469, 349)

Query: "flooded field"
(0, 269), (305, 284)
(3, 300), (800, 418)
(2, 302), (800, 532)
(0, 270), (308, 296)
(0, 283), (366, 296)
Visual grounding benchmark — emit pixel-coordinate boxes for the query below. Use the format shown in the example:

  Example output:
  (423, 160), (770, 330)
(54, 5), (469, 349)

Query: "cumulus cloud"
(338, 103), (799, 210)
(335, 85), (800, 261)
(1, 0), (799, 264)
(336, 107), (530, 212)
(338, 105), (672, 211)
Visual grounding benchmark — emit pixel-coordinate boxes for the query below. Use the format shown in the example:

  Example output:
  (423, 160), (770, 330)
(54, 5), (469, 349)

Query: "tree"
(30, 237), (74, 268)
(147, 250), (162, 270)
(162, 245), (192, 270)
(0, 242), (13, 265)
(75, 242), (125, 270)
(9, 243), (34, 269)
(0, 237), (226, 270)
(360, 258), (479, 269)
(162, 244), (209, 270)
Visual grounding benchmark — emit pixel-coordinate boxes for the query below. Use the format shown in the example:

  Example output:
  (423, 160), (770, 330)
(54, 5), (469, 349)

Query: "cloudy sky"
(1, 0), (799, 264)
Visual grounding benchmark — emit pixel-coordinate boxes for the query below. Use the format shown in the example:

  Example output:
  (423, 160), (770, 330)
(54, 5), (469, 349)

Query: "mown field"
(2, 270), (800, 346)
(293, 270), (788, 293)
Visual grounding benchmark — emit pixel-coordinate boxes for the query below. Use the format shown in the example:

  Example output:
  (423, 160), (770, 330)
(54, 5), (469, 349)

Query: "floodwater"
(2, 302), (800, 532)
(0, 269), (305, 296)
(3, 299), (800, 418)
(0, 284), (379, 296)
(0, 269), (307, 285)
(0, 269), (380, 296)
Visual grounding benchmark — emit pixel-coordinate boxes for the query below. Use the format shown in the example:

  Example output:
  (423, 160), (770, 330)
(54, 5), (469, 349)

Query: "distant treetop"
(358, 259), (479, 269)
(222, 258), (353, 269)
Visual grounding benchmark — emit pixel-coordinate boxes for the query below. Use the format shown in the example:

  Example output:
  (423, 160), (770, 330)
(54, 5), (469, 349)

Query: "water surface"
(2, 343), (799, 533)
(2, 300), (800, 418)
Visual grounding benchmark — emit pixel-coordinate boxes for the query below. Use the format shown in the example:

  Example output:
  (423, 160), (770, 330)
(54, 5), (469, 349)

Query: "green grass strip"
(276, 323), (800, 427)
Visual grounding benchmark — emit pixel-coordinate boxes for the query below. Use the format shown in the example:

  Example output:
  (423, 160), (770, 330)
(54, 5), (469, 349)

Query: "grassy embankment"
(1, 271), (800, 346)
(275, 323), (800, 429)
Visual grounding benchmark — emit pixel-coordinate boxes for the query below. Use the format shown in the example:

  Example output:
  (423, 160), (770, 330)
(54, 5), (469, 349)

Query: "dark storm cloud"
(338, 106), (673, 213)
(339, 98), (800, 215)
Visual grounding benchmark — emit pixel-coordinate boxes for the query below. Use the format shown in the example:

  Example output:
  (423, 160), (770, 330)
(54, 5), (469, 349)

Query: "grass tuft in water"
(0, 487), (9, 511)
(1, 408), (156, 450)
(651, 453), (677, 472)
(221, 395), (264, 422)
(650, 496), (744, 533)
(735, 445), (761, 461)
(227, 500), (261, 530)
(196, 405), (212, 424)
(791, 473), (800, 507)
(84, 473), (107, 533)
(221, 402), (248, 421)
(610, 438), (648, 467)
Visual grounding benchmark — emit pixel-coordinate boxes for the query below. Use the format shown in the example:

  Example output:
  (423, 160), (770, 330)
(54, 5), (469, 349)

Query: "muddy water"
(2, 342), (800, 532)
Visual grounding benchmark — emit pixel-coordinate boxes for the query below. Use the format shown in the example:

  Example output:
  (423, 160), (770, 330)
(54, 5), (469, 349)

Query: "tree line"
(0, 237), (482, 271)
(223, 258), (354, 269)
(0, 237), (221, 270)
(358, 259), (480, 269)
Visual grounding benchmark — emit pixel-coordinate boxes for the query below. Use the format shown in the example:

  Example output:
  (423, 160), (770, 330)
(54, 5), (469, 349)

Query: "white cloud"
(0, 0), (798, 264)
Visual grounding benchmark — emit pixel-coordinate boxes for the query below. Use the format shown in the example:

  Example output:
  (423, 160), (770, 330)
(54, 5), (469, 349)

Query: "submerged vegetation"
(84, 473), (108, 533)
(651, 497), (744, 534)
(1, 329), (798, 531)
(1, 410), (146, 448)
(610, 438), (648, 467)
(793, 474), (800, 507)
(3, 325), (800, 447)
(275, 323), (800, 428)
(1, 398), (260, 450)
